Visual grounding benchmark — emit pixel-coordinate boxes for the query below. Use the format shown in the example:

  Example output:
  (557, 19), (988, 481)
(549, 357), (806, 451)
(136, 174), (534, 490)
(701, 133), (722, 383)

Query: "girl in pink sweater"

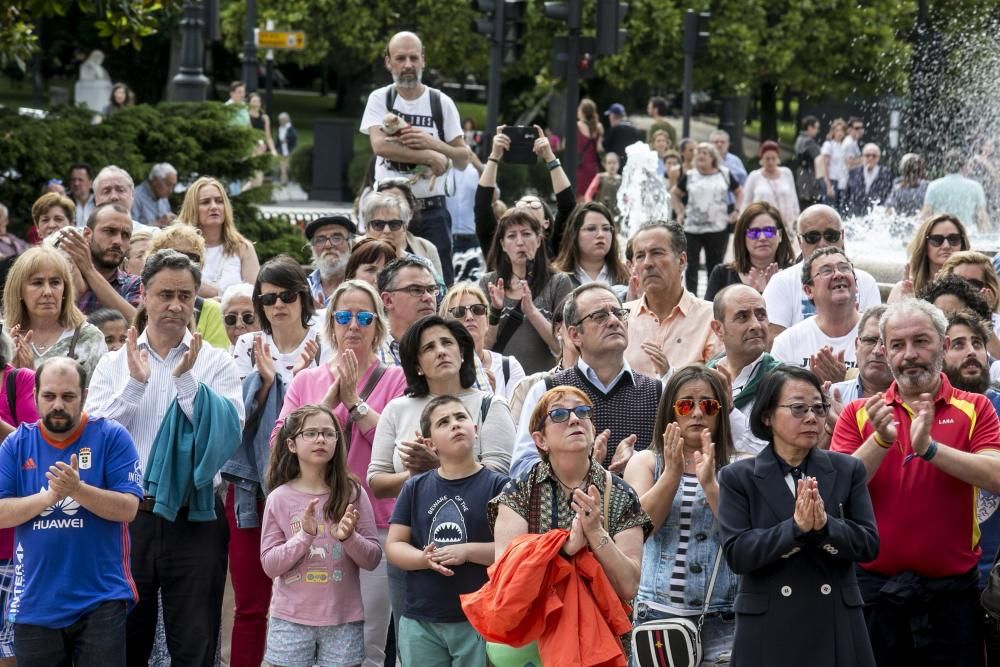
(260, 405), (382, 667)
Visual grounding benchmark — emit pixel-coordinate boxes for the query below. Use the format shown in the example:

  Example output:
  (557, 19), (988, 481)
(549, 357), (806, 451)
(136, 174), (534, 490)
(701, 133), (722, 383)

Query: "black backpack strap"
(194, 296), (204, 325)
(428, 88), (446, 143)
(502, 356), (510, 387)
(385, 86), (397, 115)
(5, 368), (17, 424)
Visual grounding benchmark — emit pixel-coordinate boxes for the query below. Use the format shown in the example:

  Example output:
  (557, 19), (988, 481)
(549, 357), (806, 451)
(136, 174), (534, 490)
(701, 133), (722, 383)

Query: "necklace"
(549, 466), (587, 495)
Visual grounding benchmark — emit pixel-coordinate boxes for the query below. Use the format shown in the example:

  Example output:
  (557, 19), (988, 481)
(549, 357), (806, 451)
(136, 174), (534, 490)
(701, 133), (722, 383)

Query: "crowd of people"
(3, 27), (1000, 667)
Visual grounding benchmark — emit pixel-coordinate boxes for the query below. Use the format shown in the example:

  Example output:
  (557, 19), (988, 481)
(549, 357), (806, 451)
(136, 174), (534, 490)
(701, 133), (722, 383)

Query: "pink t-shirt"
(275, 361), (407, 528)
(260, 483), (381, 626)
(0, 365), (38, 560)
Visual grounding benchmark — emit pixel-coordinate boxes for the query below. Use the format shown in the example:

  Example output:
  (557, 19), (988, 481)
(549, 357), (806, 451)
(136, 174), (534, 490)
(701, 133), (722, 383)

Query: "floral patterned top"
(31, 323), (108, 387)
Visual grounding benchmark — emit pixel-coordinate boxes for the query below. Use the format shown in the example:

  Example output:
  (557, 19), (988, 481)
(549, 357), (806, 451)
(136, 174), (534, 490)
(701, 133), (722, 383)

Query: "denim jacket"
(637, 453), (738, 614)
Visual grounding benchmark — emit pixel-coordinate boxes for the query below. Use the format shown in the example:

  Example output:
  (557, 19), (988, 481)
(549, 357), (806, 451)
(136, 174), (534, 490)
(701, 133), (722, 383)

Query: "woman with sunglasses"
(221, 283), (259, 349)
(553, 202), (630, 294)
(363, 191), (444, 280)
(705, 202), (795, 302)
(440, 282), (526, 399)
(717, 365), (878, 667)
(274, 278), (408, 667)
(938, 250), (1000, 355)
(481, 208), (574, 375)
(475, 125), (576, 263)
(488, 385), (648, 664)
(888, 213), (970, 303)
(231, 255), (322, 384)
(624, 366), (738, 664)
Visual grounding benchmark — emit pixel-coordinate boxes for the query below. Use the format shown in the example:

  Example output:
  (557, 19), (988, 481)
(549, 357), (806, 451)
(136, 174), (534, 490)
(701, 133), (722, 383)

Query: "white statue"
(79, 50), (110, 81)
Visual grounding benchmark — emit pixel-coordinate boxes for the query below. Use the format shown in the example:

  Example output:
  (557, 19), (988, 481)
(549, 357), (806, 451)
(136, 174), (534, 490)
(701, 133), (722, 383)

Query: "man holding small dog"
(361, 31), (468, 286)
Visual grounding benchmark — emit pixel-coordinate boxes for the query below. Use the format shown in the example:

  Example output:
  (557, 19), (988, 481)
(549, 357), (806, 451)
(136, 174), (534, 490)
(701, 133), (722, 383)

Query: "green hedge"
(0, 103), (308, 264)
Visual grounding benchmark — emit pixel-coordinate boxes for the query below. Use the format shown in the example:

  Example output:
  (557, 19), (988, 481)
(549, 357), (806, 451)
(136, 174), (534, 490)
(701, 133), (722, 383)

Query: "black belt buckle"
(138, 496), (156, 512)
(417, 196), (445, 211)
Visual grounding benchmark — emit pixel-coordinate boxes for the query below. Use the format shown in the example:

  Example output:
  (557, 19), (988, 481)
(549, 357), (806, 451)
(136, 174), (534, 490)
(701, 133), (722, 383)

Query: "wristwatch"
(546, 158), (562, 171)
(349, 401), (369, 423)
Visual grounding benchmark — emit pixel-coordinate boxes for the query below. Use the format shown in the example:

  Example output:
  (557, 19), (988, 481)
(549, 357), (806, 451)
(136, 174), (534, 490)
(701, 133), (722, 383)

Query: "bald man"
(761, 204), (882, 339)
(360, 31), (468, 285)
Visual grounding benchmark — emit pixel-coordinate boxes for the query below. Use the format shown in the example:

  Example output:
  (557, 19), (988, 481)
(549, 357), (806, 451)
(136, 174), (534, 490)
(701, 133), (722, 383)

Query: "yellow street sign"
(255, 30), (306, 50)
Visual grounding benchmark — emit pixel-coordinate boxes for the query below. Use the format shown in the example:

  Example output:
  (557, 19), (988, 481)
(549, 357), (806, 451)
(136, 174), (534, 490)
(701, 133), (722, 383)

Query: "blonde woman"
(887, 213), (970, 303)
(2, 246), (107, 382)
(176, 176), (260, 297)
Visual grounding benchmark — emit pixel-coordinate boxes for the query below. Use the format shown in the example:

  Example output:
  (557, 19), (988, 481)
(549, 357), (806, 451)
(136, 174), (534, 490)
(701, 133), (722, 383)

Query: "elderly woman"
(31, 192), (76, 242)
(366, 189), (443, 279)
(441, 282), (526, 399)
(671, 142), (744, 296)
(888, 213), (970, 303)
(553, 202), (630, 294)
(742, 140), (800, 236)
(231, 255), (321, 384)
(176, 176), (260, 297)
(2, 246), (107, 381)
(146, 223), (230, 350)
(717, 365), (878, 666)
(480, 208), (574, 375)
(625, 366), (737, 664)
(705, 202), (796, 301)
(345, 237), (399, 289)
(273, 279), (408, 667)
(221, 283), (258, 349)
(488, 385), (649, 664)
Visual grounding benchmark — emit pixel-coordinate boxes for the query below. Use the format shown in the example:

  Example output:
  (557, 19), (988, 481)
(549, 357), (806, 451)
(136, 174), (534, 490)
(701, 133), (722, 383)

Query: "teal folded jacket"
(143, 383), (242, 521)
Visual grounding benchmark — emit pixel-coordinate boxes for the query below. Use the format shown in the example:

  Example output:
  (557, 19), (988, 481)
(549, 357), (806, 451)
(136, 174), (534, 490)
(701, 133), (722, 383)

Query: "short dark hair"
(649, 96), (669, 116)
(919, 274), (992, 321)
(943, 149), (966, 174)
(345, 238), (397, 282)
(946, 308), (992, 344)
(632, 220), (687, 256)
(69, 163), (93, 180)
(419, 394), (471, 438)
(398, 315), (477, 397)
(141, 249), (202, 290)
(801, 115), (819, 131)
(87, 307), (127, 329)
(252, 255), (315, 335)
(35, 356), (87, 394)
(801, 246), (850, 286)
(229, 80), (246, 92)
(652, 365), (733, 466)
(749, 365), (826, 442)
(86, 202), (131, 231)
(563, 283), (621, 328)
(377, 256), (435, 294)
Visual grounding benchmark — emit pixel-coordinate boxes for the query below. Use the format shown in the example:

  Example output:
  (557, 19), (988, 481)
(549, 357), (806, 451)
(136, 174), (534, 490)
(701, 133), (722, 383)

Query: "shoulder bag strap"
(697, 546), (724, 632)
(603, 469), (612, 523)
(67, 326), (82, 360)
(5, 368), (17, 424)
(359, 362), (387, 402)
(492, 306), (524, 354)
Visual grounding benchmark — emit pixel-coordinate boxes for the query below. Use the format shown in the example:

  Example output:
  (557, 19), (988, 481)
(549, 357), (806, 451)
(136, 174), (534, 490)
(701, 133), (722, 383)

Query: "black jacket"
(718, 446), (879, 667)
(844, 165), (894, 217)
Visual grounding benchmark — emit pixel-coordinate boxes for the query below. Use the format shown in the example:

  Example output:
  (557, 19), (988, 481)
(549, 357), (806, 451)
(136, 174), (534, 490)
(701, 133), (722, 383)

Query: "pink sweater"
(260, 483), (382, 626)
(0, 365), (38, 560)
(274, 361), (407, 528)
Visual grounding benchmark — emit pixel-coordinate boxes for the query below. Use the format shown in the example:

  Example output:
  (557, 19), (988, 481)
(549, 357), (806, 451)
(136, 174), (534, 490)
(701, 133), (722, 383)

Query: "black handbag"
(982, 543), (1000, 619)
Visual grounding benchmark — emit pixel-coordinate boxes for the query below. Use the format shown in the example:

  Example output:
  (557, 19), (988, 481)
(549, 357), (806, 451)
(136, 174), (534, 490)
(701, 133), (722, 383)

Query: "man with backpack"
(360, 31), (469, 286)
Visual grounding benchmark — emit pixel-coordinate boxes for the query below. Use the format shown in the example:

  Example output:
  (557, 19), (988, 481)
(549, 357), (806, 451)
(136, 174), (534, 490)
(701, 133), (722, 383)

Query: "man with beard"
(0, 357), (142, 665)
(832, 299), (1000, 666)
(361, 31), (468, 286)
(510, 283), (663, 478)
(707, 284), (780, 455)
(304, 215), (354, 307)
(58, 203), (140, 320)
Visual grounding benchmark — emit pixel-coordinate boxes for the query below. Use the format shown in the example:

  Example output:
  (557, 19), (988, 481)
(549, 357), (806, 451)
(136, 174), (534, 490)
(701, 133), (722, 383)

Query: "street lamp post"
(170, 0), (210, 102)
(242, 0), (259, 90)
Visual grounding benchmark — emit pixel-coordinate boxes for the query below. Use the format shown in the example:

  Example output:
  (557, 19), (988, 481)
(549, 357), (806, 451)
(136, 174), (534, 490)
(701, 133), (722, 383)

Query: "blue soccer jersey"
(0, 415), (143, 628)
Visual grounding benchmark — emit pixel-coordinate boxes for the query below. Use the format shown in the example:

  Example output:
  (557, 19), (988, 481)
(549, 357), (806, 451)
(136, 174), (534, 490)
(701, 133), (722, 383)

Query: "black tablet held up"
(501, 125), (540, 165)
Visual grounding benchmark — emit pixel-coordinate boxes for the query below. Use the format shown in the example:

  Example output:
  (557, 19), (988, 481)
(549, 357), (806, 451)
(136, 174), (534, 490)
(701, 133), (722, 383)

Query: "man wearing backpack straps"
(361, 31), (469, 286)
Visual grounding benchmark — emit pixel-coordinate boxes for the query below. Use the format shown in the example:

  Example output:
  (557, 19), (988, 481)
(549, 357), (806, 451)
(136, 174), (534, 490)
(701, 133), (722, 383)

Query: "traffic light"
(503, 0), (527, 63)
(578, 37), (596, 79)
(471, 0), (504, 42)
(683, 10), (710, 55)
(543, 0), (582, 30)
(595, 0), (628, 56)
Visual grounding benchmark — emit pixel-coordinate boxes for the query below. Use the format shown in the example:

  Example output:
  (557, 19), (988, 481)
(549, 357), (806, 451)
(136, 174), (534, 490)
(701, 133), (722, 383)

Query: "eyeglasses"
(448, 304), (488, 318)
(812, 262), (853, 280)
(311, 233), (349, 248)
(333, 310), (375, 327)
(746, 226), (778, 240)
(257, 289), (300, 306)
(388, 284), (441, 298)
(673, 398), (722, 417)
(296, 428), (338, 442)
(178, 251), (202, 265)
(516, 200), (544, 210)
(799, 229), (842, 245)
(779, 403), (830, 418)
(926, 233), (963, 248)
(546, 405), (594, 423)
(224, 312), (255, 327)
(368, 219), (406, 232)
(574, 307), (629, 327)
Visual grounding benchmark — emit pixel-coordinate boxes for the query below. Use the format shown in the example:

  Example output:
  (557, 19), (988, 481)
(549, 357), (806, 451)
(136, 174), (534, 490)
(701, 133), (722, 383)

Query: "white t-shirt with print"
(770, 316), (859, 370)
(763, 261), (882, 329)
(360, 84), (463, 199)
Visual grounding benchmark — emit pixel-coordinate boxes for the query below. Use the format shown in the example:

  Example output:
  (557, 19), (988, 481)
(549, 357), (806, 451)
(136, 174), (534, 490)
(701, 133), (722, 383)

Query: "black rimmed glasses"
(296, 428), (338, 443)
(224, 312), (255, 327)
(574, 307), (629, 327)
(311, 233), (349, 248)
(448, 304), (488, 318)
(388, 284), (441, 298)
(799, 229), (842, 245)
(368, 219), (406, 232)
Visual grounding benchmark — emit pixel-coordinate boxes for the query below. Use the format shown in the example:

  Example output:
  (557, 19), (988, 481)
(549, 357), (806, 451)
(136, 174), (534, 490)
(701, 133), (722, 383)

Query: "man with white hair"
(132, 163), (178, 227)
(92, 165), (151, 233)
(844, 143), (893, 217)
(709, 129), (748, 187)
(360, 31), (468, 285)
(0, 203), (28, 259)
(304, 215), (355, 307)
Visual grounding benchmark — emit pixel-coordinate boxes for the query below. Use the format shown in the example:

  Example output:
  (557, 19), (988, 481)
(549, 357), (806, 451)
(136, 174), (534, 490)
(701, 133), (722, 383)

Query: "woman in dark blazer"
(717, 365), (879, 667)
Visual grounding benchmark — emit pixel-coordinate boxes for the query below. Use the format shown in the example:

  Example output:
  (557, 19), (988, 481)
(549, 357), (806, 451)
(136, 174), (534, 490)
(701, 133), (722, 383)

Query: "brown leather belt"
(137, 496), (157, 512)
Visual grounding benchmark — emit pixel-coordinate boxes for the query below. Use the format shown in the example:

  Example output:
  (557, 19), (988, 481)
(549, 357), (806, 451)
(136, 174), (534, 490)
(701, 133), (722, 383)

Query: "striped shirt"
(84, 329), (246, 470)
(669, 474), (699, 606)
